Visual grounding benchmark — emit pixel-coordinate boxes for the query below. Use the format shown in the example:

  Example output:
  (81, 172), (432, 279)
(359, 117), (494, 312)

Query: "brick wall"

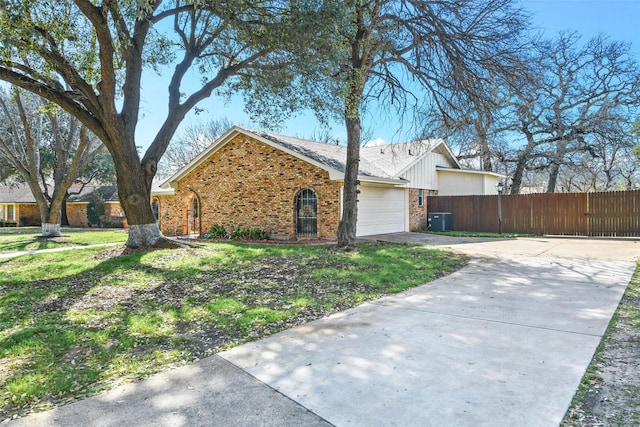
(408, 188), (428, 231)
(102, 202), (126, 227)
(155, 195), (180, 236)
(159, 134), (342, 240)
(16, 204), (41, 226)
(67, 203), (89, 227)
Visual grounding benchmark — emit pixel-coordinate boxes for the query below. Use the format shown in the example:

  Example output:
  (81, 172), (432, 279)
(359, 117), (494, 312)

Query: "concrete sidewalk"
(4, 235), (638, 426)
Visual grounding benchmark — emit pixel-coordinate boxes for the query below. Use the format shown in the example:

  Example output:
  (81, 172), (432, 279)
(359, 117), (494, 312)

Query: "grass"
(0, 227), (128, 254)
(562, 259), (640, 425)
(0, 236), (466, 419)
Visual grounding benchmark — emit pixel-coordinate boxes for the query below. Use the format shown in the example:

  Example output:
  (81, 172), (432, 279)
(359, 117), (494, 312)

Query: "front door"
(296, 189), (317, 236)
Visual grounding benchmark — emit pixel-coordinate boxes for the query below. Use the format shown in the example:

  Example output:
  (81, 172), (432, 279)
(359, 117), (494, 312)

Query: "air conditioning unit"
(428, 212), (452, 231)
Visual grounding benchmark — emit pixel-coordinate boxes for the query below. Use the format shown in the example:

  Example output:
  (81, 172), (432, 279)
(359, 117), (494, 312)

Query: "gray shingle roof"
(67, 185), (119, 202)
(0, 183), (36, 203)
(161, 126), (462, 188)
(360, 139), (447, 177)
(0, 183), (119, 203)
(244, 129), (391, 178)
(243, 128), (447, 180)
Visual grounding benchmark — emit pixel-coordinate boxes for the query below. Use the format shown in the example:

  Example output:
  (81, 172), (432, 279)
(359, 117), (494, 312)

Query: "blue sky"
(135, 0), (640, 150)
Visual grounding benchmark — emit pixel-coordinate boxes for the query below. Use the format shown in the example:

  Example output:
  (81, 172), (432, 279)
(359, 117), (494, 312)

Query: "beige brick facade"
(408, 188), (428, 231)
(153, 195), (180, 235)
(65, 202), (124, 227)
(65, 203), (87, 227)
(16, 204), (40, 226)
(158, 134), (342, 240)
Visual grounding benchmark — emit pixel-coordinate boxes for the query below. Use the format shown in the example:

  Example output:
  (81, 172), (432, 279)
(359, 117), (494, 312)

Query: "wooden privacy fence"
(427, 190), (640, 237)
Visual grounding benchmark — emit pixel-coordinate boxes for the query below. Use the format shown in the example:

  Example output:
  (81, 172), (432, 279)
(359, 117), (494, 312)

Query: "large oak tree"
(503, 33), (640, 194)
(0, 0), (333, 247)
(325, 0), (528, 248)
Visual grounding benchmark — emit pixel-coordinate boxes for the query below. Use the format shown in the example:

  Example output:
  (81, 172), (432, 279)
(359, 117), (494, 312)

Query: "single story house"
(0, 183), (125, 227)
(0, 126), (502, 237)
(152, 126), (503, 239)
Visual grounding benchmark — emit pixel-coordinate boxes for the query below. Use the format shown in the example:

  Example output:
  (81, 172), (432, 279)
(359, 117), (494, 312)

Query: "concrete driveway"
(5, 234), (639, 427)
(221, 234), (639, 426)
(359, 232), (640, 262)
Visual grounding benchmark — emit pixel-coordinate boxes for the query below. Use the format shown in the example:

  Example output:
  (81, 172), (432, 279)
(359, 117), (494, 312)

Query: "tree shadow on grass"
(0, 242), (467, 420)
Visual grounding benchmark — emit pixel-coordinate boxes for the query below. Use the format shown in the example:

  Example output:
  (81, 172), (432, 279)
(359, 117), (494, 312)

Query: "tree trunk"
(546, 163), (560, 193)
(41, 209), (63, 237)
(337, 115), (361, 249)
(41, 189), (66, 237)
(61, 200), (69, 226)
(110, 144), (165, 248)
(510, 153), (527, 194)
(510, 132), (538, 195)
(546, 141), (567, 193)
(41, 222), (62, 237)
(475, 121), (493, 172)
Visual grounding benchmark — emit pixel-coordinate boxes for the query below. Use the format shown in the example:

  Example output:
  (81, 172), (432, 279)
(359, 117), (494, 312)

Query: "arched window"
(295, 189), (317, 236)
(152, 198), (160, 220)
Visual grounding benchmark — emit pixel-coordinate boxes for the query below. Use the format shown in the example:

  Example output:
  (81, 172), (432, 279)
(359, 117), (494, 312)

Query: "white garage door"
(356, 186), (407, 236)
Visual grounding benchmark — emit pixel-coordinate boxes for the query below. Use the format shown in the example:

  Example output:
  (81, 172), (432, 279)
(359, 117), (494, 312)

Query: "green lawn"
(0, 236), (466, 419)
(0, 228), (128, 254)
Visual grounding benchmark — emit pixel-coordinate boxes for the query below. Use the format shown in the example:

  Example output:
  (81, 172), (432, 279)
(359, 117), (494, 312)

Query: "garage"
(356, 185), (407, 236)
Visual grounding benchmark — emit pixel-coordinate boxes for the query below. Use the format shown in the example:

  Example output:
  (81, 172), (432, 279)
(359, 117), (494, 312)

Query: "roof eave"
(164, 126), (345, 186)
(151, 188), (176, 196)
(436, 167), (505, 178)
(334, 175), (409, 186)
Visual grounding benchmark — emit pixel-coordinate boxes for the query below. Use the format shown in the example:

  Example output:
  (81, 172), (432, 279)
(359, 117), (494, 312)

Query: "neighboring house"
(66, 185), (125, 227)
(152, 126), (502, 239)
(0, 184), (38, 226)
(0, 183), (125, 227)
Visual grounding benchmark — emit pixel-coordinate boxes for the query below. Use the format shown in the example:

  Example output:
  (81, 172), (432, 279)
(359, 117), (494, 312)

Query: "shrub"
(229, 225), (245, 240)
(100, 218), (126, 228)
(246, 228), (270, 240)
(203, 224), (228, 239)
(86, 193), (105, 227)
(208, 225), (270, 241)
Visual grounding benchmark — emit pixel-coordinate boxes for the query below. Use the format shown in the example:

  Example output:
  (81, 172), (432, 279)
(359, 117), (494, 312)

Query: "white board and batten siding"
(436, 169), (502, 196)
(355, 185), (408, 236)
(399, 151), (452, 190)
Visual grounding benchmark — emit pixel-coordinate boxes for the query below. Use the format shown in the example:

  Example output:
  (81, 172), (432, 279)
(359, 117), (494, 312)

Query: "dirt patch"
(563, 270), (640, 426)
(2, 243), (467, 420)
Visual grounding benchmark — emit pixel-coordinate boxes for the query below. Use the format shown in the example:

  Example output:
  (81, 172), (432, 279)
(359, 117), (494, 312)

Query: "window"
(295, 189), (318, 236)
(193, 198), (199, 218)
(418, 189), (424, 206)
(152, 199), (160, 220)
(2, 204), (15, 221)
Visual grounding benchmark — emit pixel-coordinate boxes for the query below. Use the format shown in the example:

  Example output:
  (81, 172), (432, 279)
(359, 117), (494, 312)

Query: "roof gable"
(360, 139), (461, 179)
(162, 126), (407, 187)
(160, 126), (463, 188)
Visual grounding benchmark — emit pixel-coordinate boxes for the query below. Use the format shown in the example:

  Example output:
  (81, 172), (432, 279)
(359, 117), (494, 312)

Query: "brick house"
(153, 126), (502, 240)
(0, 127), (501, 236)
(0, 183), (125, 227)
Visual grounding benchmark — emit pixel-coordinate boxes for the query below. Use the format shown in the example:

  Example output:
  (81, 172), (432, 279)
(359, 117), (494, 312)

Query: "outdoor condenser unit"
(428, 212), (452, 231)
